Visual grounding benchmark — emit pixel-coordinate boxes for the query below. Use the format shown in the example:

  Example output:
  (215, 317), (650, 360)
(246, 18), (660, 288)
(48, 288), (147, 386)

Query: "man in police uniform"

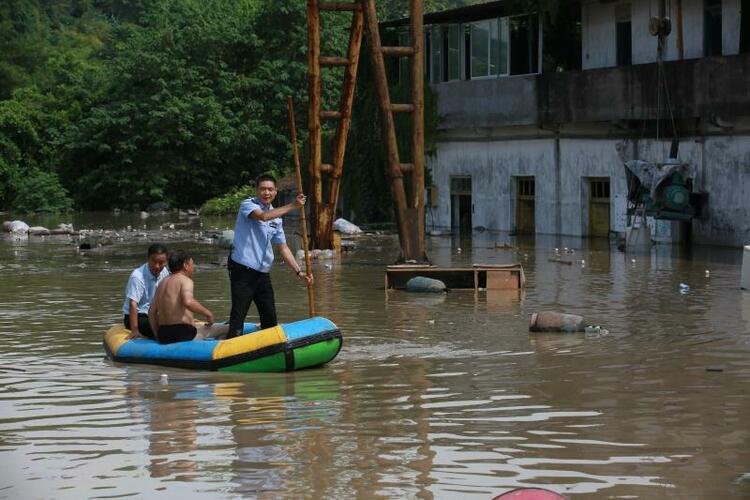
(122, 243), (169, 339)
(227, 174), (313, 338)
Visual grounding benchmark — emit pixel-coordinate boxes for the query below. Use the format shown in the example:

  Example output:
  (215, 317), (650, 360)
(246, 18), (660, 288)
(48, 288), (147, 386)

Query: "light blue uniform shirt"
(121, 263), (169, 315)
(231, 197), (286, 273)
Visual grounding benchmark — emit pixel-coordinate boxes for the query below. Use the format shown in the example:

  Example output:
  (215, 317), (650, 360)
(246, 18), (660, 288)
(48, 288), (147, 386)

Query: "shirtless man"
(149, 250), (229, 344)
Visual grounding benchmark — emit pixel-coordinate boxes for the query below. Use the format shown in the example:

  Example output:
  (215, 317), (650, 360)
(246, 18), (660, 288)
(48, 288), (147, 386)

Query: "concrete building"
(385, 0), (750, 247)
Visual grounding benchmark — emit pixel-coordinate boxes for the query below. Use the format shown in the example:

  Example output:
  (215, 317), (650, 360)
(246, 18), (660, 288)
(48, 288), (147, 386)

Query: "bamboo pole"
(326, 7), (365, 238)
(307, 0), (323, 249)
(410, 0), (426, 260)
(362, 0), (412, 259)
(288, 96), (315, 318)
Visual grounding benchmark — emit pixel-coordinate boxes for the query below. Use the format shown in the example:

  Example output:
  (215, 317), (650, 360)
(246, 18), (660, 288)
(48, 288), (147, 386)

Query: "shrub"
(13, 170), (73, 213)
(200, 184), (255, 215)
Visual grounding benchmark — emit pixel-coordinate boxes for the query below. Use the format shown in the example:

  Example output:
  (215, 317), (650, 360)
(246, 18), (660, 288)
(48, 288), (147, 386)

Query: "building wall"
(583, 0), (742, 70)
(427, 133), (750, 246)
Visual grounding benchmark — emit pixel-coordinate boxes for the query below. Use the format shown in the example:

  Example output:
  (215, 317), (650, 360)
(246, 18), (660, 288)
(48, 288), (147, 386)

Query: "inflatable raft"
(103, 317), (342, 372)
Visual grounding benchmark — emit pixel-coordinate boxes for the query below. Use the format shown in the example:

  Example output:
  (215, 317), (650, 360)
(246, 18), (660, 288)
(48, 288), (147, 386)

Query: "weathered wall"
(433, 76), (539, 129)
(583, 0), (742, 70)
(427, 138), (556, 233)
(582, 1), (616, 70)
(694, 135), (750, 246)
(427, 134), (750, 246)
(558, 139), (629, 236)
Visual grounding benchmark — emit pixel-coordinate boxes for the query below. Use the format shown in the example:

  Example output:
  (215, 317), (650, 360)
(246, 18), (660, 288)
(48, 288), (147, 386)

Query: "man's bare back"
(152, 273), (196, 326)
(149, 251), (228, 344)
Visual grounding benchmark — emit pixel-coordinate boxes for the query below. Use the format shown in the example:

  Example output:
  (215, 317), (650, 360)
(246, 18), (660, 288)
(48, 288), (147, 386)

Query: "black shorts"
(157, 324), (198, 344)
(123, 314), (156, 340)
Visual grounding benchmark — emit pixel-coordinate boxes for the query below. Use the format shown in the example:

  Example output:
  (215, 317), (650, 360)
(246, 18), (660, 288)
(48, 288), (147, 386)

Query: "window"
(470, 19), (509, 78)
(590, 179), (611, 200)
(427, 24), (463, 83)
(517, 177), (535, 198)
(450, 176), (472, 195)
(510, 14), (539, 75)
(425, 30), (431, 79)
(616, 4), (632, 66)
(470, 21), (490, 77)
(431, 25), (442, 82)
(704, 0), (723, 56)
(447, 25), (461, 81)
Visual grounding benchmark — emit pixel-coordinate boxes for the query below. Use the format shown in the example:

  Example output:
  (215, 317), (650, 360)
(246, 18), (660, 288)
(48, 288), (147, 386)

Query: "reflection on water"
(1, 214), (749, 498)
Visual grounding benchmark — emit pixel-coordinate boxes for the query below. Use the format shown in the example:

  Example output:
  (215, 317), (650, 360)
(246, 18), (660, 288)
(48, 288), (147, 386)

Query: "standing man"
(227, 174), (313, 338)
(122, 243), (169, 340)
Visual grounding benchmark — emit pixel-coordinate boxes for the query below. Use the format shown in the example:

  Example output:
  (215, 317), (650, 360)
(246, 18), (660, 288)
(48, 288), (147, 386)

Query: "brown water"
(1, 213), (749, 498)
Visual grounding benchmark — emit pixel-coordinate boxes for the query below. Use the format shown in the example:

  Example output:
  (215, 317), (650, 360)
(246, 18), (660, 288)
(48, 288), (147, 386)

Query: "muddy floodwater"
(1, 212), (749, 499)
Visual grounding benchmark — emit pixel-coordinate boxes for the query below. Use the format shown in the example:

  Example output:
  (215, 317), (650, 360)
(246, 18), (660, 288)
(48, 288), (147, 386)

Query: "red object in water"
(493, 488), (567, 500)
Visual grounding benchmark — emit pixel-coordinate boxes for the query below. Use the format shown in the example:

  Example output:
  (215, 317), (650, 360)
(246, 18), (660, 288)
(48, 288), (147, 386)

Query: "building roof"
(380, 1), (509, 28)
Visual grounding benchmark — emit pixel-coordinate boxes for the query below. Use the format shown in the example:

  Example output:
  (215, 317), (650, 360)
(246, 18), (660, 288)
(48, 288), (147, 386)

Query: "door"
(450, 176), (472, 235)
(515, 176), (535, 234)
(589, 178), (611, 237)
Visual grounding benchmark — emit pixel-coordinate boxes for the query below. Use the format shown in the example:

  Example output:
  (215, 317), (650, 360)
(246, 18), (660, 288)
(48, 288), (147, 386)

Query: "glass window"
(448, 25), (461, 80)
(497, 18), (509, 75)
(431, 25), (442, 83)
(470, 18), (510, 79)
(471, 21), (490, 78)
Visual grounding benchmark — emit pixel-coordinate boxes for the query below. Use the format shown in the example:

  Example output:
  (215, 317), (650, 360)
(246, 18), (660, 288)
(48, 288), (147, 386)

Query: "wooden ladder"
(362, 0), (427, 262)
(307, 1), (364, 249)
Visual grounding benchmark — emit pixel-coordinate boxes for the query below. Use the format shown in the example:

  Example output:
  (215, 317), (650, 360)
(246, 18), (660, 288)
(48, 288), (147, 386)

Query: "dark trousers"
(123, 313), (156, 339)
(228, 257), (277, 338)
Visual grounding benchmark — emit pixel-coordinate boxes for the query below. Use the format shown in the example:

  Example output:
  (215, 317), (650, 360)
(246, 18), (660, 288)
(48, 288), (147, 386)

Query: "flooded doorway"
(588, 177), (611, 237)
(515, 176), (535, 234)
(450, 176), (472, 235)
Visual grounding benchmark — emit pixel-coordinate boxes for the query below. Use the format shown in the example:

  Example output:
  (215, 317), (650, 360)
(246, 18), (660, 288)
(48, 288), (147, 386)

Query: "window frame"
(469, 18), (510, 80)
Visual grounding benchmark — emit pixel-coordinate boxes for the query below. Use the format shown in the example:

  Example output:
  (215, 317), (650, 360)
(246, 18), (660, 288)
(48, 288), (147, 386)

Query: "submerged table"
(385, 263), (526, 291)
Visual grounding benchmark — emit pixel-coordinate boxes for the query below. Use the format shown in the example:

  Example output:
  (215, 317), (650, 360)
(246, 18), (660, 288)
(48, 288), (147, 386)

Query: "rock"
(140, 211), (149, 219)
(148, 201), (169, 213)
(28, 226), (50, 236)
(79, 234), (114, 249)
(217, 230), (234, 249)
(406, 276), (447, 293)
(333, 218), (363, 235)
(529, 311), (586, 332)
(6, 220), (29, 235)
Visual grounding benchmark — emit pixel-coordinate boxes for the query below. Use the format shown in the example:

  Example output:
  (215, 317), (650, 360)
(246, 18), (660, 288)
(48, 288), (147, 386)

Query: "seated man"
(149, 249), (229, 344)
(122, 243), (169, 340)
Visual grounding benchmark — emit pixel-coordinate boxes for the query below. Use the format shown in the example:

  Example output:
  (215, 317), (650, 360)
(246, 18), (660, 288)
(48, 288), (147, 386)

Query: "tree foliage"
(0, 0), (467, 214)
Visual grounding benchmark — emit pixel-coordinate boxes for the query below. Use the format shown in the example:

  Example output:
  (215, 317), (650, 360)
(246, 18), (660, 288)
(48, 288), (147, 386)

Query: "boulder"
(28, 226), (50, 236)
(333, 218), (363, 235)
(406, 276), (447, 293)
(148, 201), (170, 213)
(6, 220), (29, 235)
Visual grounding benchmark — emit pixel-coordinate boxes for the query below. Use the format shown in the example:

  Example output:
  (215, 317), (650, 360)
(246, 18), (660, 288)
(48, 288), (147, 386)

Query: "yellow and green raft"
(103, 317), (342, 372)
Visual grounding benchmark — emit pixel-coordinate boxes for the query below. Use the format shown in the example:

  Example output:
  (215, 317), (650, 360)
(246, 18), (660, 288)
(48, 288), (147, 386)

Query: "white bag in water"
(333, 218), (362, 235)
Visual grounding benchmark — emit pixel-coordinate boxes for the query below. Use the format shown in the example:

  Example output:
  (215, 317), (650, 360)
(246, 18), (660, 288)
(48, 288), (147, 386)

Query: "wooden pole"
(307, 0), (323, 249)
(326, 8), (365, 234)
(288, 96), (316, 318)
(410, 0), (426, 260)
(362, 0), (412, 259)
(676, 0), (684, 59)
